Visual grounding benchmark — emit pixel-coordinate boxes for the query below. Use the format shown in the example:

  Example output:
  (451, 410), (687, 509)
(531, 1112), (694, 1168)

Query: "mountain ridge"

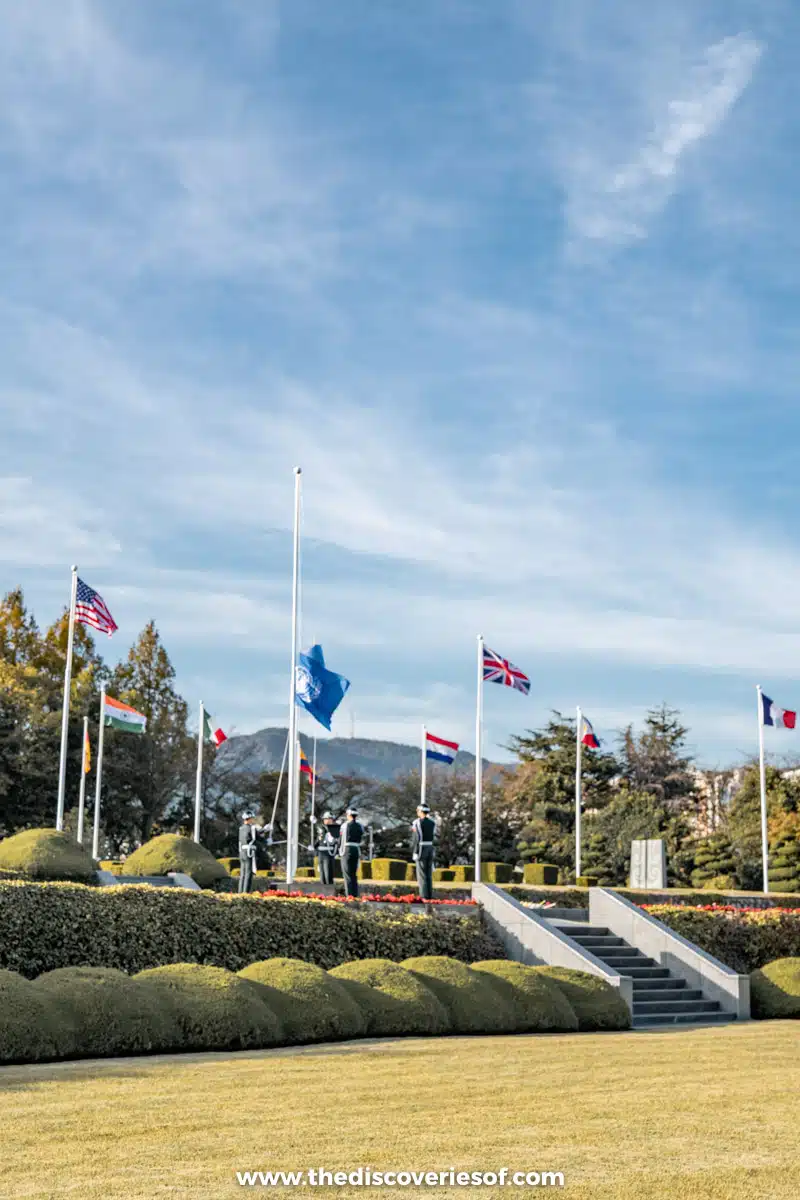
(218, 727), (505, 782)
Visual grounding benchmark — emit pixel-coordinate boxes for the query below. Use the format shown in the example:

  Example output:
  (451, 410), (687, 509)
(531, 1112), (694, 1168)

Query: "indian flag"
(104, 695), (147, 734)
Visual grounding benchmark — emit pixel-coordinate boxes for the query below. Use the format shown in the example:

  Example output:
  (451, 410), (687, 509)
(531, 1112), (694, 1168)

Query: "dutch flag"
(425, 732), (459, 765)
(761, 693), (797, 729)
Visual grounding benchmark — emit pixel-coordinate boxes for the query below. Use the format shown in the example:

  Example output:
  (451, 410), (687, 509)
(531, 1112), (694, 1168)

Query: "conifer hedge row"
(0, 955), (631, 1065)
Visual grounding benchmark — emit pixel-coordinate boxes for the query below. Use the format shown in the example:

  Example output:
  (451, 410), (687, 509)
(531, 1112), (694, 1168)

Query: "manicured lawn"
(4, 1023), (796, 1198)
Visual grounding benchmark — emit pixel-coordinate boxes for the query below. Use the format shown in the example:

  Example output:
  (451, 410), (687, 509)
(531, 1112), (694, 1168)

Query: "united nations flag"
(295, 644), (350, 730)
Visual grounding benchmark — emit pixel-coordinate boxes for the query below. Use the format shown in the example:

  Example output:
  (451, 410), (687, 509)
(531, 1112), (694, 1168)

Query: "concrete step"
(552, 924), (611, 938)
(634, 999), (720, 1015)
(599, 955), (659, 971)
(585, 945), (643, 959)
(635, 986), (700, 1002)
(633, 1012), (733, 1028)
(630, 977), (687, 991)
(621, 966), (670, 979)
(573, 935), (626, 948)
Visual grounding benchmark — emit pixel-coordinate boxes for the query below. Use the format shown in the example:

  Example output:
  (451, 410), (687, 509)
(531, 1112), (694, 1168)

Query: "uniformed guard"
(238, 811), (270, 894)
(316, 810), (340, 885)
(339, 806), (363, 898)
(411, 803), (436, 900)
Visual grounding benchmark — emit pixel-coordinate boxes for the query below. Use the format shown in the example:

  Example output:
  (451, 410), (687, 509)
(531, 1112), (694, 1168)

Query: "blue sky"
(3, 0), (800, 768)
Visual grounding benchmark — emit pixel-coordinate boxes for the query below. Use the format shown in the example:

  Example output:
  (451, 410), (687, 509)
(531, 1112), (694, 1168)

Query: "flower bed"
(643, 904), (800, 973)
(259, 890), (475, 907)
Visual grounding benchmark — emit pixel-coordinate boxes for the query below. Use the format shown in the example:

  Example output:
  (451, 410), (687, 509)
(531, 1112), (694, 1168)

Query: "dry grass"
(3, 1023), (797, 1199)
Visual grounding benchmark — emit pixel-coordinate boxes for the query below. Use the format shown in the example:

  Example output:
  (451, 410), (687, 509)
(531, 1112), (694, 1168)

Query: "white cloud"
(544, 31), (763, 248)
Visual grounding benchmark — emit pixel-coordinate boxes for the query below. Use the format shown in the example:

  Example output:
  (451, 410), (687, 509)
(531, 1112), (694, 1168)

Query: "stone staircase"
(546, 917), (734, 1028)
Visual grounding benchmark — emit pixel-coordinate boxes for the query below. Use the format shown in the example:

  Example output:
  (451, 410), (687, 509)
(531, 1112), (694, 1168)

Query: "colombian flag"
(299, 746), (315, 782)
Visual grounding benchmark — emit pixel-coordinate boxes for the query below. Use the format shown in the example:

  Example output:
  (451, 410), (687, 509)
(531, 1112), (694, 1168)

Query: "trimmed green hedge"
(450, 866), (474, 883)
(238, 958), (365, 1042)
(471, 961), (578, 1032)
(330, 958), (449, 1037)
(137, 963), (283, 1050)
(0, 829), (97, 883)
(123, 834), (228, 888)
(35, 966), (182, 1056)
(646, 906), (800, 973)
(401, 955), (516, 1033)
(0, 881), (503, 978)
(0, 955), (596, 1064)
(358, 861), (373, 880)
(533, 967), (630, 1030)
(575, 876), (598, 888)
(482, 863), (513, 884)
(0, 969), (68, 1063)
(371, 859), (409, 882)
(750, 958), (800, 1019)
(524, 864), (559, 886)
(433, 869), (455, 883)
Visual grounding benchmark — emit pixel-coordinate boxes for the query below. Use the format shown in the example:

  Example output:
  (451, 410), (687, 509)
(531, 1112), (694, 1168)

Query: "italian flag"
(204, 711), (227, 746)
(104, 695), (147, 734)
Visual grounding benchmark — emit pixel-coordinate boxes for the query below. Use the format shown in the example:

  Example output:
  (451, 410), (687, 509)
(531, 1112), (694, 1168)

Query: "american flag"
(75, 578), (118, 637)
(482, 645), (530, 693)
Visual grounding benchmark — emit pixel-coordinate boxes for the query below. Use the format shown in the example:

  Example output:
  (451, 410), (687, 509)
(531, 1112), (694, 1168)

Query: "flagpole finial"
(294, 465), (302, 475)
(71, 564), (77, 573)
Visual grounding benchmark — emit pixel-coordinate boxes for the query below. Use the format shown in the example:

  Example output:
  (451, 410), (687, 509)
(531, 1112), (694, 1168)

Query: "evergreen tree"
(101, 622), (192, 846)
(727, 765), (800, 889)
(506, 713), (618, 874)
(618, 704), (697, 809)
(767, 813), (800, 894)
(690, 831), (738, 889)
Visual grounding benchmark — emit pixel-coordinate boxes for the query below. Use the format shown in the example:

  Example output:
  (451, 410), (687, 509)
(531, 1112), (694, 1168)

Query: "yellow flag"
(84, 727), (91, 774)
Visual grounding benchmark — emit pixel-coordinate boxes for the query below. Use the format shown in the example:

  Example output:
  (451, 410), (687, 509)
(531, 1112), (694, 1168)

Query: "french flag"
(761, 694), (796, 729)
(425, 732), (459, 765)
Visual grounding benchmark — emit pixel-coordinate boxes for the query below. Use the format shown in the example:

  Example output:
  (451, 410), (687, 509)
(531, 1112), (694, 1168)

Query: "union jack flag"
(75, 578), (118, 637)
(482, 645), (530, 693)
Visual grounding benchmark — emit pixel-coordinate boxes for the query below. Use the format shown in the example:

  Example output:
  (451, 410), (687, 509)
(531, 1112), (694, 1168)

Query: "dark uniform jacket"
(339, 820), (363, 855)
(316, 822), (340, 854)
(239, 824), (259, 860)
(411, 816), (436, 857)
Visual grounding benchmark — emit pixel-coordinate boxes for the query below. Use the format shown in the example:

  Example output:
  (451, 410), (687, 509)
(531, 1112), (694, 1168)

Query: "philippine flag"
(581, 716), (600, 748)
(425, 732), (459, 765)
(761, 693), (797, 728)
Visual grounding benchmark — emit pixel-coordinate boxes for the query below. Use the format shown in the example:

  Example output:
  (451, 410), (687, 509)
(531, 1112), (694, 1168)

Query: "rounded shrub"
(239, 958), (365, 1042)
(330, 958), (450, 1037)
(750, 958), (800, 1019)
(401, 955), (516, 1033)
(471, 960), (579, 1032)
(137, 963), (282, 1050)
(0, 969), (70, 1063)
(533, 966), (630, 1030)
(0, 829), (96, 882)
(122, 834), (228, 888)
(34, 966), (183, 1057)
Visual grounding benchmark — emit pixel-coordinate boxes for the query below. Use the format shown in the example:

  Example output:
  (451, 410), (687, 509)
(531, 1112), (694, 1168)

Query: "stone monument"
(629, 838), (666, 889)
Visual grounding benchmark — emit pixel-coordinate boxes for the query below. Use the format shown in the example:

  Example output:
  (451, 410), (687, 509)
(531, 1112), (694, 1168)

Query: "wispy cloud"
(545, 30), (763, 249)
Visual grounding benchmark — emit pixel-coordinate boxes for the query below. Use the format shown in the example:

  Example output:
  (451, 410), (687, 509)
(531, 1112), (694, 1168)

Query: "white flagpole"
(56, 565), (79, 830)
(194, 701), (204, 843)
(286, 466), (302, 885)
(475, 634), (484, 884)
(92, 687), (106, 860)
(76, 716), (89, 845)
(575, 706), (583, 881)
(757, 685), (769, 893)
(421, 724), (427, 808)
(310, 737), (317, 849)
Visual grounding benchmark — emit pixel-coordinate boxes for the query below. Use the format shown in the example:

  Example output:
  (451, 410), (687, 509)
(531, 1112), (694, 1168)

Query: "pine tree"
(690, 831), (738, 889)
(619, 704), (697, 809)
(768, 814), (800, 894)
(506, 713), (618, 873)
(102, 622), (192, 845)
(727, 765), (800, 889)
